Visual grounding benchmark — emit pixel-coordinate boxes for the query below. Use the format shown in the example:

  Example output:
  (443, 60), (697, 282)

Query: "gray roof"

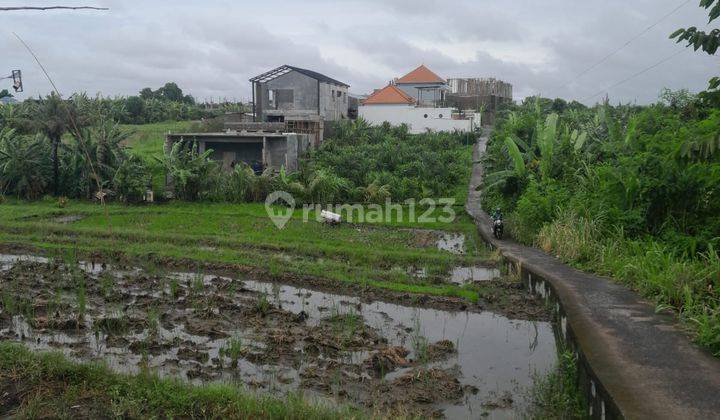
(249, 65), (349, 87)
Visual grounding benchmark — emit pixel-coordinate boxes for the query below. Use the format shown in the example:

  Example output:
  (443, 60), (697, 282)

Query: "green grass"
(120, 120), (193, 160)
(0, 342), (360, 419)
(536, 211), (720, 355)
(0, 199), (487, 302)
(117, 120), (193, 192)
(526, 349), (588, 419)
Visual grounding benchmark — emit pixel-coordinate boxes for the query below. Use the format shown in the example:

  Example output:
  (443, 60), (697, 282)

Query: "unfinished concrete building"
(249, 65), (349, 144)
(165, 129), (310, 173)
(446, 78), (513, 125)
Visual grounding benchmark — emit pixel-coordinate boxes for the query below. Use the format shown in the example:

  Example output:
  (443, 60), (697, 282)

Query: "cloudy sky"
(1, 0), (717, 104)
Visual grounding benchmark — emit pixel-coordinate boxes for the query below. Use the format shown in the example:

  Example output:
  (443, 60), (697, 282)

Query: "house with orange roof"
(359, 77), (480, 134)
(394, 64), (447, 107)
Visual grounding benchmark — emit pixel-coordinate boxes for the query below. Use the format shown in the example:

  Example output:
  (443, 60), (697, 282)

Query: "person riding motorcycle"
(491, 207), (504, 239)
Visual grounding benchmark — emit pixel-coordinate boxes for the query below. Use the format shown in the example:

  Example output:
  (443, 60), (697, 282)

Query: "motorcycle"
(492, 218), (504, 239)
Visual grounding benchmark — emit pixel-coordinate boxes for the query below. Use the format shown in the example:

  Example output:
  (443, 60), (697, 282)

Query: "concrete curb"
(466, 133), (720, 420)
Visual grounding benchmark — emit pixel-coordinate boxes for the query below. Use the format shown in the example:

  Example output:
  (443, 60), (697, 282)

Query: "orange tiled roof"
(361, 84), (415, 105)
(396, 64), (445, 84)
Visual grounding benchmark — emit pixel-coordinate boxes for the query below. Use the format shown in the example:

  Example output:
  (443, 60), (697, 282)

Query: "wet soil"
(0, 243), (549, 321)
(0, 253), (556, 418)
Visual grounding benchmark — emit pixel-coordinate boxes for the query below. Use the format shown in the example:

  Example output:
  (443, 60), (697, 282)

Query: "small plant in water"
(255, 292), (271, 316)
(191, 271), (205, 295)
(220, 335), (245, 368)
(1, 291), (17, 316)
(168, 277), (180, 300)
(271, 283), (282, 308)
(410, 315), (429, 364)
(99, 272), (114, 299)
(147, 306), (160, 337)
(76, 277), (87, 322)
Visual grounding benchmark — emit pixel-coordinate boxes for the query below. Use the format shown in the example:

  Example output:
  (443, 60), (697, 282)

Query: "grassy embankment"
(120, 120), (193, 192)
(0, 342), (360, 419)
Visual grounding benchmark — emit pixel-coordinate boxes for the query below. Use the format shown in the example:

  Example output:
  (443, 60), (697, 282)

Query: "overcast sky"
(1, 0), (717, 104)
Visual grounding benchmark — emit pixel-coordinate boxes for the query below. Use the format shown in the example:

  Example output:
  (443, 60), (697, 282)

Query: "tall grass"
(537, 211), (720, 355)
(0, 342), (361, 419)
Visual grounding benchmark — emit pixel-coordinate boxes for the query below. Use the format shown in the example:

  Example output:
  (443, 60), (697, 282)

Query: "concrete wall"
(260, 71), (319, 120)
(206, 141), (263, 170)
(165, 133), (311, 175)
(319, 82), (349, 121)
(255, 70), (349, 122)
(359, 105), (477, 134)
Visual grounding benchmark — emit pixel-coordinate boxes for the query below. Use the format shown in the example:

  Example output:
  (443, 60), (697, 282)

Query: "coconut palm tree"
(24, 93), (77, 195)
(0, 129), (51, 199)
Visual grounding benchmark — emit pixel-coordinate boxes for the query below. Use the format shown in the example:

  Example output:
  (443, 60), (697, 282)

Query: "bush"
(510, 180), (569, 243)
(157, 142), (222, 201)
(113, 155), (149, 203)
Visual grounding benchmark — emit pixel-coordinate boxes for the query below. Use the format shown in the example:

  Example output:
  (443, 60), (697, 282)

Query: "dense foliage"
(481, 94), (720, 354)
(309, 119), (475, 203)
(0, 83), (245, 128)
(156, 120), (474, 205)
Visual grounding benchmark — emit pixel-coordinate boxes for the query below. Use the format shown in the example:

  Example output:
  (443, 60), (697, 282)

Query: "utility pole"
(0, 70), (23, 93)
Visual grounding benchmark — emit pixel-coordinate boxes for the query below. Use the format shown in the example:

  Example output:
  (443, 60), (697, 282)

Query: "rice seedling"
(255, 292), (271, 316)
(147, 306), (160, 337)
(99, 272), (115, 299)
(220, 335), (245, 368)
(410, 315), (429, 364)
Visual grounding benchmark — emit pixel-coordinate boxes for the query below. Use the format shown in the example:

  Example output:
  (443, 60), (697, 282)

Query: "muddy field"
(0, 253), (556, 418)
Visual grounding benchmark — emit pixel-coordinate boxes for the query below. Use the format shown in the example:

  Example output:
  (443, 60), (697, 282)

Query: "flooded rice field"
(0, 253), (557, 418)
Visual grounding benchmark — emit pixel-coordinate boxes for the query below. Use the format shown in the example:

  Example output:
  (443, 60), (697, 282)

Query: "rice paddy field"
(0, 198), (558, 418)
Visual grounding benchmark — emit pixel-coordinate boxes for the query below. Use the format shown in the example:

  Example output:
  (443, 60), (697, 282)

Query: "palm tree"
(25, 93), (76, 195)
(0, 129), (51, 199)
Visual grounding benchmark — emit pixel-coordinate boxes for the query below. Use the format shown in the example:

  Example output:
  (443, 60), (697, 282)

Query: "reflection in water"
(0, 254), (556, 419)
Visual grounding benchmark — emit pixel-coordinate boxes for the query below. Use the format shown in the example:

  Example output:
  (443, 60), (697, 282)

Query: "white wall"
(359, 105), (478, 134)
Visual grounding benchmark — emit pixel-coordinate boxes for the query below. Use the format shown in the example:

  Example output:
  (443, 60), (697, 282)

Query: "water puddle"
(436, 233), (465, 255)
(0, 254), (555, 418)
(52, 214), (86, 224)
(450, 266), (501, 285)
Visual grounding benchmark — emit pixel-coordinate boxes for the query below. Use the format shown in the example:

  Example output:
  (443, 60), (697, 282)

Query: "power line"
(563, 0), (691, 88)
(582, 48), (687, 102)
(0, 6), (108, 11)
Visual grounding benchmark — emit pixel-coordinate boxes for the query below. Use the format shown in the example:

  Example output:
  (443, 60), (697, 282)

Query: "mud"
(0, 254), (556, 418)
(408, 229), (466, 255)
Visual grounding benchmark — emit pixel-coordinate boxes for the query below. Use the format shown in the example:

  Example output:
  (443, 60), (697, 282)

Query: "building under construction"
(446, 78), (513, 125)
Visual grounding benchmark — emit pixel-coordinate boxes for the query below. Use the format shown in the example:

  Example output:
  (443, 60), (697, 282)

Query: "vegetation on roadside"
(0, 342), (359, 419)
(526, 349), (588, 419)
(480, 93), (720, 354)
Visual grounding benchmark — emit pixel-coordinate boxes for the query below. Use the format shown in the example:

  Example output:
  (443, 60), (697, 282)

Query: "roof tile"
(396, 64), (445, 84)
(361, 84), (415, 105)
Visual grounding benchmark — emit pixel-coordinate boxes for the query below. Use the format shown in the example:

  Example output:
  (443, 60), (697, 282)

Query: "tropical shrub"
(113, 155), (149, 203)
(481, 94), (720, 354)
(156, 142), (222, 201)
(0, 129), (51, 199)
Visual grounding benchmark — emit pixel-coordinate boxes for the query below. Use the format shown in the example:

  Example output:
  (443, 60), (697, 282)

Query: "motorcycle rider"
(491, 207), (503, 222)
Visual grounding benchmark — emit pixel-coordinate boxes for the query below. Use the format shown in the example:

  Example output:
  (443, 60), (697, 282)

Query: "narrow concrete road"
(466, 132), (720, 420)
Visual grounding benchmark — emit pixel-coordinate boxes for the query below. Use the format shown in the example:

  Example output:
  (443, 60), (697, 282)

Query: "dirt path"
(466, 131), (720, 420)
